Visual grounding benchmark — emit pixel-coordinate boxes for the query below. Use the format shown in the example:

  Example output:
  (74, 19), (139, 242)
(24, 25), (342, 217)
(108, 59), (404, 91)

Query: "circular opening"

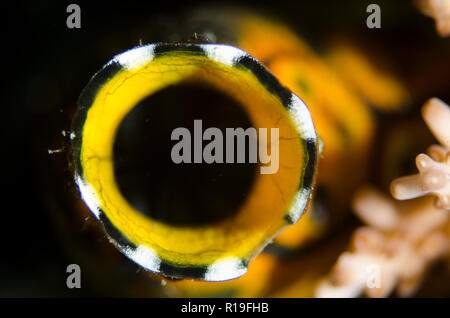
(113, 81), (258, 227)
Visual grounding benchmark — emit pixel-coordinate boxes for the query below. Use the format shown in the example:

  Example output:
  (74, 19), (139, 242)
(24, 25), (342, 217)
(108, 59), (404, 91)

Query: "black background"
(1, 0), (449, 297)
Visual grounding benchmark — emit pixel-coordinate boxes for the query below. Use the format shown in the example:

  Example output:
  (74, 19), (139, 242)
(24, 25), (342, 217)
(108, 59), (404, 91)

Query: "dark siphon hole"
(113, 81), (258, 227)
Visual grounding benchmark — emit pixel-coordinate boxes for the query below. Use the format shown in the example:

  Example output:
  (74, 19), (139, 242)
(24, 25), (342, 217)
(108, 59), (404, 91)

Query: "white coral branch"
(416, 0), (450, 37)
(391, 98), (450, 210)
(316, 188), (449, 298)
(316, 98), (450, 298)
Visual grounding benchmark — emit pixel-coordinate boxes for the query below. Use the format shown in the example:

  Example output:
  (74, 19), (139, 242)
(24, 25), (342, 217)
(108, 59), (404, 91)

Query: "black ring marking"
(234, 55), (293, 108)
(153, 43), (207, 56)
(158, 262), (208, 280)
(99, 211), (137, 250)
(72, 61), (123, 179)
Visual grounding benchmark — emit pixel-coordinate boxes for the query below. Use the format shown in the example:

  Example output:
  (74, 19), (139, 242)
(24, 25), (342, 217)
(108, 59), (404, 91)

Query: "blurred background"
(1, 0), (449, 297)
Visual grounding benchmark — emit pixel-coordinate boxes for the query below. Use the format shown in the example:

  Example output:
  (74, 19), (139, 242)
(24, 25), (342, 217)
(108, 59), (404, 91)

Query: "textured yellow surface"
(80, 51), (307, 267)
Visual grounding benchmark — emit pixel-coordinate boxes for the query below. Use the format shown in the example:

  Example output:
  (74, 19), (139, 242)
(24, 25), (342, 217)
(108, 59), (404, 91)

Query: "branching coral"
(416, 0), (450, 37)
(391, 98), (450, 210)
(315, 98), (450, 297)
(316, 189), (449, 297)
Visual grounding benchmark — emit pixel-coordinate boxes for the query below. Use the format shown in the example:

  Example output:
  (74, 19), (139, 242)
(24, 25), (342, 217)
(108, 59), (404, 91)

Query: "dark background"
(1, 0), (449, 297)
